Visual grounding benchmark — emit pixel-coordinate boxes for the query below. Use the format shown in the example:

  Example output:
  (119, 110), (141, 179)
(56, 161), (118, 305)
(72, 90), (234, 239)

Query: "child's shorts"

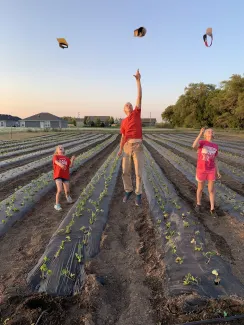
(54, 177), (70, 183)
(196, 169), (216, 182)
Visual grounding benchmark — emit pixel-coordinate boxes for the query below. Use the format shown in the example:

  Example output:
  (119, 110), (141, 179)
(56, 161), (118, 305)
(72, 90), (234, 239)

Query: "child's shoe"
(54, 203), (62, 211)
(66, 195), (73, 203)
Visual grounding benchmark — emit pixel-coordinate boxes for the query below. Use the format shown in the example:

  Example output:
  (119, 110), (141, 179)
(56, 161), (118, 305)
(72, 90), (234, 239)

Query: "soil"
(0, 134), (82, 161)
(160, 136), (244, 170)
(0, 132), (58, 141)
(1, 169), (244, 325)
(0, 136), (113, 202)
(144, 141), (244, 286)
(0, 138), (118, 299)
(151, 137), (244, 197)
(0, 134), (106, 172)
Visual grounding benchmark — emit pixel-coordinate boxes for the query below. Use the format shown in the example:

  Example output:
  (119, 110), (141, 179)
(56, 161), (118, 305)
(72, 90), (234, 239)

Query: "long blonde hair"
(54, 145), (65, 155)
(204, 128), (215, 139)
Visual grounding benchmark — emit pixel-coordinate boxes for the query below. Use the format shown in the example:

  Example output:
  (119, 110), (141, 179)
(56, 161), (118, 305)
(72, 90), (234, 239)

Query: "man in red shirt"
(118, 69), (144, 206)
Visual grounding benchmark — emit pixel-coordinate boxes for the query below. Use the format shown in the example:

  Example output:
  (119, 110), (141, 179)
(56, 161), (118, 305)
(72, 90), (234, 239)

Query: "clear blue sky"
(1, 0), (244, 121)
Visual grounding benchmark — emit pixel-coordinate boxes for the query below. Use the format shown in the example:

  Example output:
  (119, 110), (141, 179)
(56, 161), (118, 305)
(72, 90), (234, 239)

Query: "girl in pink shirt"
(192, 128), (221, 216)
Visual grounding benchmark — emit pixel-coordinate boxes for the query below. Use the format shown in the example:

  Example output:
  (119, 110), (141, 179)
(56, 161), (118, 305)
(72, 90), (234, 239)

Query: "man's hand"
(217, 172), (221, 179)
(60, 164), (66, 170)
(71, 155), (76, 161)
(117, 150), (122, 157)
(133, 69), (141, 81)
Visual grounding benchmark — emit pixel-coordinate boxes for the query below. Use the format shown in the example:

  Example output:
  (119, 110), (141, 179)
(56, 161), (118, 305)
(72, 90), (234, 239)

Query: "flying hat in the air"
(203, 28), (213, 47)
(57, 38), (68, 49)
(134, 27), (147, 37)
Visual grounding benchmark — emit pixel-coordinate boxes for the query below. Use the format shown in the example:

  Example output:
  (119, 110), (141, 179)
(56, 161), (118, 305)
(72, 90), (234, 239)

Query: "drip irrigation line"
(176, 313), (244, 325)
(35, 310), (48, 325)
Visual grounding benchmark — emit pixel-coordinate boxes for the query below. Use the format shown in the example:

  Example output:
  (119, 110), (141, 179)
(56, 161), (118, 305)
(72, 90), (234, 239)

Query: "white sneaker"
(66, 196), (73, 203)
(54, 204), (62, 211)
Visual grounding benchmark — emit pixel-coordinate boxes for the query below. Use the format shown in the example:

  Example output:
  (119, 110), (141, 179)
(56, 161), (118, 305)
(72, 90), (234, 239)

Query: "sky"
(1, 0), (244, 121)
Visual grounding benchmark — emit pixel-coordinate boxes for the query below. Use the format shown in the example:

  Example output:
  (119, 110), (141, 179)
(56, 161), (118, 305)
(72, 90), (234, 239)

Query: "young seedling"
(61, 268), (76, 281)
(183, 273), (199, 286)
(194, 244), (203, 252)
(40, 256), (52, 279)
(166, 222), (171, 229)
(75, 253), (83, 263)
(171, 244), (177, 254)
(175, 256), (183, 264)
(183, 221), (189, 228)
(212, 269), (221, 285)
(203, 251), (217, 264)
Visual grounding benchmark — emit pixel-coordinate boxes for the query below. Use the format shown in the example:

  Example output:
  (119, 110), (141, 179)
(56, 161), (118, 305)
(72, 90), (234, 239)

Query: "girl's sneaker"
(54, 204), (62, 211)
(194, 204), (202, 213)
(66, 195), (73, 203)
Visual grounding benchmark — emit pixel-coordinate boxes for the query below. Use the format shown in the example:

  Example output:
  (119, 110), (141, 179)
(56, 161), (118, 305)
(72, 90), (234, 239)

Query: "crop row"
(0, 132), (84, 154)
(0, 134), (97, 168)
(161, 134), (244, 163)
(155, 134), (244, 168)
(0, 134), (111, 185)
(0, 135), (118, 238)
(167, 133), (244, 151)
(27, 145), (121, 295)
(144, 138), (244, 221)
(146, 135), (244, 184)
(143, 146), (244, 297)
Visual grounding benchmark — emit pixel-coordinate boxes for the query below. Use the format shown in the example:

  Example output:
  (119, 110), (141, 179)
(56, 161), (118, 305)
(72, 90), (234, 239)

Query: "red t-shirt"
(53, 155), (71, 180)
(197, 140), (218, 171)
(120, 107), (142, 142)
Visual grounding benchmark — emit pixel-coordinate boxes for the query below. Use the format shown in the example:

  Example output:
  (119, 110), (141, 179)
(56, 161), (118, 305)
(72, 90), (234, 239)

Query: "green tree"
(109, 116), (114, 125)
(94, 117), (101, 127)
(161, 75), (244, 129)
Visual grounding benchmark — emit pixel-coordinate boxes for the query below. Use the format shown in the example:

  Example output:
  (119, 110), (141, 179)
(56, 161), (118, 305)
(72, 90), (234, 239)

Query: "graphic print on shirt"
(57, 158), (68, 170)
(201, 145), (218, 162)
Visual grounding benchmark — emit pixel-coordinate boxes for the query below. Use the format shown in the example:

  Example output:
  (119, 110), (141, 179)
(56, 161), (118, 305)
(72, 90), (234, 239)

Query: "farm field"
(0, 131), (244, 325)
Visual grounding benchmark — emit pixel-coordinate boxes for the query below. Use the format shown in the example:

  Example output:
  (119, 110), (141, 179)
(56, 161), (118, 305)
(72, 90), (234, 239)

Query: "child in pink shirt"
(192, 128), (221, 216)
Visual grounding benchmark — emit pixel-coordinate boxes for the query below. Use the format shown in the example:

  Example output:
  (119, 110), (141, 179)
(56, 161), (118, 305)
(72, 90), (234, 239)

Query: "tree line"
(83, 116), (115, 127)
(162, 74), (244, 129)
(62, 116), (118, 127)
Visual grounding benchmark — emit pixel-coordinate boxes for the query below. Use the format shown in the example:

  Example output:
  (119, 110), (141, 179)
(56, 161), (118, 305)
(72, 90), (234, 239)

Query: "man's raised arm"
(134, 69), (142, 108)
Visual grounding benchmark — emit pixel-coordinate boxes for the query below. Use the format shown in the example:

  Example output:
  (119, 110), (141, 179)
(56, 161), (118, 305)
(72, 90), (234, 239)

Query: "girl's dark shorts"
(54, 178), (70, 183)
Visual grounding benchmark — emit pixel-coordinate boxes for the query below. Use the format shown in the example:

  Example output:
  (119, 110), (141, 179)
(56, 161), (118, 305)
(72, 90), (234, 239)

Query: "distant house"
(0, 114), (21, 127)
(141, 118), (157, 127)
(20, 113), (68, 128)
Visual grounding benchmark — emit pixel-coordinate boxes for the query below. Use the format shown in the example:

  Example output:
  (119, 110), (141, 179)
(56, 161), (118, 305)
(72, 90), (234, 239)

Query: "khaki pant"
(122, 142), (144, 195)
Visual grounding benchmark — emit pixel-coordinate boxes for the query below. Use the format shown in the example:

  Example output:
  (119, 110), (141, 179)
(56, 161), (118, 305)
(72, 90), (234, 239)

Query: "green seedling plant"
(212, 269), (221, 285)
(61, 268), (76, 280)
(203, 251), (217, 264)
(75, 253), (83, 263)
(183, 273), (199, 286)
(175, 256), (183, 264)
(183, 221), (189, 228)
(191, 238), (203, 252)
(166, 222), (171, 229)
(40, 256), (52, 279)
